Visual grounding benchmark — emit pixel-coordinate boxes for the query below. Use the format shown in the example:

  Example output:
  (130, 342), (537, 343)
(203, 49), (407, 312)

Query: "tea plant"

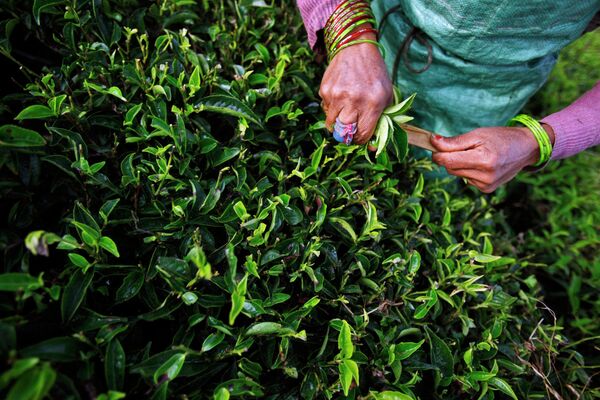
(0, 1), (597, 399)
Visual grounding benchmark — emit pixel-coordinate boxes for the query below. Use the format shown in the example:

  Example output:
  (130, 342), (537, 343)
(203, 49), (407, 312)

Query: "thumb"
(431, 132), (482, 152)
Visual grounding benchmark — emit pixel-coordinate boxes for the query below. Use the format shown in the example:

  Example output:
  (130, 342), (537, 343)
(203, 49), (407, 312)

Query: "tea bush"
(0, 1), (597, 399)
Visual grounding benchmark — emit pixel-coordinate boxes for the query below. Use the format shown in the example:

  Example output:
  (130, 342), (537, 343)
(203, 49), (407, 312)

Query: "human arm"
(431, 82), (600, 193)
(296, 0), (341, 50)
(296, 0), (393, 144)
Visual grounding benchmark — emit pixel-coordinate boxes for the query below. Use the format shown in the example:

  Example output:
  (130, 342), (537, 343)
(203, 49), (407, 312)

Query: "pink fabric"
(542, 82), (600, 160)
(296, 0), (341, 48)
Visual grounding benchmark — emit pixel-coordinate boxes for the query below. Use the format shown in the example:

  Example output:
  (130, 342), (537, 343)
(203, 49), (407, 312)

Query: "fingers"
(466, 179), (496, 193)
(448, 169), (501, 193)
(337, 107), (358, 126)
(324, 102), (341, 132)
(431, 131), (483, 152)
(432, 150), (479, 170)
(353, 113), (379, 144)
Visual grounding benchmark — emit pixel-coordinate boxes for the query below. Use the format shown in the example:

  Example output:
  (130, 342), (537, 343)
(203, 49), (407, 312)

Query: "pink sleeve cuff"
(542, 82), (600, 160)
(296, 0), (341, 49)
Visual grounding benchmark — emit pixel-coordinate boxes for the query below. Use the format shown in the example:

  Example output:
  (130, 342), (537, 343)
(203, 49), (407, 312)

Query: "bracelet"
(324, 3), (369, 42)
(324, 0), (381, 62)
(326, 12), (374, 50)
(336, 28), (378, 48)
(329, 39), (383, 61)
(508, 114), (553, 167)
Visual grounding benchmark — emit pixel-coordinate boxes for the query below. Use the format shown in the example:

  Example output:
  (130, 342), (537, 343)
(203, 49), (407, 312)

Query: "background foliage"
(0, 1), (598, 399)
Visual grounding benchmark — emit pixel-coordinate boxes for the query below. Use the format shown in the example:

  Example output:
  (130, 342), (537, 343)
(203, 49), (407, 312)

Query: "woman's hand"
(431, 125), (555, 193)
(319, 31), (393, 145)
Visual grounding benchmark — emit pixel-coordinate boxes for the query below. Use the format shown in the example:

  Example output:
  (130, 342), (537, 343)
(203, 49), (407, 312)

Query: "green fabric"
(371, 0), (600, 136)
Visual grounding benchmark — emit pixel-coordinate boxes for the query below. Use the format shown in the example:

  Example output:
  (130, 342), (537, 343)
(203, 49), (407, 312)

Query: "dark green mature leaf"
(425, 327), (454, 378)
(116, 271), (144, 302)
(61, 269), (94, 322)
(0, 125), (46, 147)
(33, 0), (64, 24)
(105, 339), (125, 390)
(196, 95), (261, 126)
(20, 337), (85, 362)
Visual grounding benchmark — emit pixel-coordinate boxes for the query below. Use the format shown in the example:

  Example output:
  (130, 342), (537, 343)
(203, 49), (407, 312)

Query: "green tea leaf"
(0, 125), (46, 147)
(395, 339), (425, 361)
(202, 332), (225, 352)
(33, 0), (64, 24)
(245, 322), (283, 336)
(14, 104), (55, 120)
(153, 353), (186, 384)
(6, 362), (56, 400)
(425, 327), (454, 378)
(373, 392), (413, 400)
(61, 269), (94, 322)
(0, 273), (43, 292)
(196, 95), (261, 126)
(338, 320), (353, 359)
(99, 236), (120, 258)
(105, 339), (125, 390)
(489, 377), (518, 400)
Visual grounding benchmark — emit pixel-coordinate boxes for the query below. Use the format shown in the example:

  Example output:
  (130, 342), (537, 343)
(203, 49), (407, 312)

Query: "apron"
(371, 0), (600, 136)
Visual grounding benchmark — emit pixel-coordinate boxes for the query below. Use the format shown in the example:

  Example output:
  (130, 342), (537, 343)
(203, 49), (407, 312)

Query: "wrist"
(518, 127), (542, 168)
(347, 23), (376, 41)
(541, 123), (556, 146)
(508, 114), (553, 168)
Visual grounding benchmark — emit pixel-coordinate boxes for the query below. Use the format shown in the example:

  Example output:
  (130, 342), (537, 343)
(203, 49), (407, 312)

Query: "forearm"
(296, 0), (341, 49)
(541, 82), (600, 160)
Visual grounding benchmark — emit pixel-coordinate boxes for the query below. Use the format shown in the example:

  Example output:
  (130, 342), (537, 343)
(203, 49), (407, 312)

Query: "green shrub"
(0, 2), (596, 399)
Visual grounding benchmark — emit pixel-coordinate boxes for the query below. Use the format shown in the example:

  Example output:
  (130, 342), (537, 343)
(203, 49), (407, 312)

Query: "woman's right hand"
(319, 31), (393, 145)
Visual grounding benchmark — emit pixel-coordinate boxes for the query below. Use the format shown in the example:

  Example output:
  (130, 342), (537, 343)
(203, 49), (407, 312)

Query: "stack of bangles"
(508, 114), (553, 168)
(324, 0), (383, 144)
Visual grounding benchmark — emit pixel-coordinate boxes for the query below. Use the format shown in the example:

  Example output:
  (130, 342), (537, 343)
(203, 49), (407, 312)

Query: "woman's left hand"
(430, 125), (555, 193)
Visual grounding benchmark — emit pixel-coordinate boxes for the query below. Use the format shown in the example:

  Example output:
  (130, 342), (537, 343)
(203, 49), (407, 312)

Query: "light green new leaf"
(15, 105), (55, 120)
(202, 332), (225, 352)
(489, 377), (518, 400)
(6, 362), (56, 400)
(99, 236), (120, 258)
(68, 253), (91, 270)
(373, 391), (413, 400)
(0, 273), (43, 292)
(395, 339), (425, 361)
(338, 320), (353, 359)
(153, 353), (186, 384)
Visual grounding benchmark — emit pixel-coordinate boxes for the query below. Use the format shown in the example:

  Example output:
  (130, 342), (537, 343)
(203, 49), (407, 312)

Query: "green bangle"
(328, 39), (383, 61)
(508, 114), (553, 168)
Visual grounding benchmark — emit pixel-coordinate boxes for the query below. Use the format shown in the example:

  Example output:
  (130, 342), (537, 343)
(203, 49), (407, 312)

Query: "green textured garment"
(371, 0), (600, 136)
